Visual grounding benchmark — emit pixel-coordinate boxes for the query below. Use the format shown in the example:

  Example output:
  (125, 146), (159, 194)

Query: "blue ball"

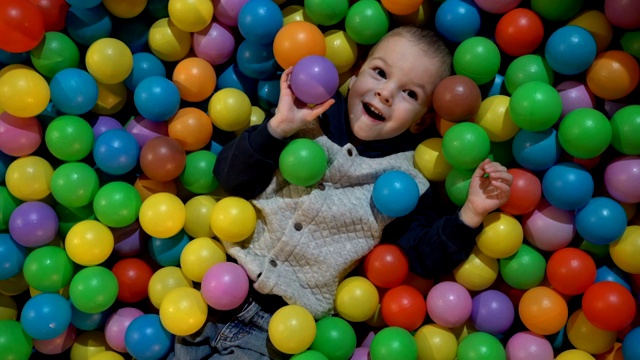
(216, 63), (258, 99)
(134, 76), (181, 121)
(66, 0), (102, 8)
(125, 314), (174, 360)
(542, 162), (594, 211)
(623, 326), (640, 359)
(49, 68), (99, 115)
(71, 303), (109, 331)
(65, 5), (113, 46)
(0, 233), (27, 280)
(257, 76), (281, 110)
(372, 171), (420, 217)
(512, 128), (562, 171)
(236, 40), (279, 79)
(124, 52), (167, 91)
(93, 129), (141, 175)
(545, 25), (597, 76)
(148, 230), (190, 267)
(0, 152), (13, 180)
(113, 20), (150, 54)
(595, 265), (631, 292)
(576, 196), (627, 245)
(20, 293), (72, 340)
(237, 0), (283, 44)
(435, 0), (481, 43)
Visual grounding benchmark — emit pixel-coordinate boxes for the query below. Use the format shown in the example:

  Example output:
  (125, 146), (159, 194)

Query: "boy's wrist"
(266, 115), (290, 139)
(459, 204), (484, 229)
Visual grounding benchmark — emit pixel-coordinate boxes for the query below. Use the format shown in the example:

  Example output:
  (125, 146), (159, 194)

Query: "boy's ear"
(348, 74), (356, 89)
(410, 112), (435, 134)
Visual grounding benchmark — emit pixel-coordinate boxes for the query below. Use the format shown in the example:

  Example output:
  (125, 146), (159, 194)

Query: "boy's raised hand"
(459, 159), (513, 229)
(267, 67), (336, 140)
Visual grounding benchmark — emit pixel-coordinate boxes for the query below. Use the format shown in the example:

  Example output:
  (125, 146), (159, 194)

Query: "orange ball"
(133, 174), (178, 201)
(381, 0), (423, 15)
(172, 57), (217, 102)
(518, 286), (568, 335)
(139, 136), (187, 182)
(586, 50), (639, 100)
(363, 244), (409, 289)
(168, 107), (213, 151)
(273, 21), (326, 69)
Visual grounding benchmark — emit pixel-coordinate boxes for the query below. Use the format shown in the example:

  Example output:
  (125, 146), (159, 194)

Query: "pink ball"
(193, 22), (236, 66)
(556, 81), (595, 118)
(605, 156), (640, 204)
(605, 0), (640, 29)
(0, 112), (42, 157)
(350, 347), (370, 360)
(473, 0), (521, 14)
(505, 331), (554, 360)
(201, 262), (250, 310)
(522, 199), (576, 251)
(105, 307), (145, 352)
(124, 115), (168, 148)
(32, 325), (77, 355)
(212, 0), (250, 27)
(426, 281), (472, 328)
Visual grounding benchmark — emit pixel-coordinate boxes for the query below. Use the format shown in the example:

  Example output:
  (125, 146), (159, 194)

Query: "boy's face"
(347, 35), (443, 142)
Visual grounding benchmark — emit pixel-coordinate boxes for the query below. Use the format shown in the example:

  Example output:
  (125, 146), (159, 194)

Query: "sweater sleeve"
(213, 121), (288, 199)
(381, 187), (481, 279)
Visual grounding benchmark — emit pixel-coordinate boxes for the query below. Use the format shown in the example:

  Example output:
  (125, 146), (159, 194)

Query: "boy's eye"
(405, 90), (418, 100)
(374, 68), (387, 79)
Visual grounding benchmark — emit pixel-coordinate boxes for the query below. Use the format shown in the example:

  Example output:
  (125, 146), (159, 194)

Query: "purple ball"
(90, 116), (123, 139)
(9, 201), (59, 247)
(556, 81), (595, 119)
(290, 55), (340, 105)
(112, 221), (148, 257)
(605, 156), (640, 204)
(470, 289), (515, 334)
(125, 115), (168, 148)
(193, 22), (236, 65)
(201, 262), (250, 311)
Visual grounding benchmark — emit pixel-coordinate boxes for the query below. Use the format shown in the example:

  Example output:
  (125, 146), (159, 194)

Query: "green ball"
(55, 203), (96, 238)
(621, 31), (640, 60)
(304, 0), (349, 26)
(445, 168), (473, 207)
(610, 104), (640, 155)
(291, 350), (329, 360)
(504, 54), (554, 94)
(531, 0), (583, 21)
(51, 162), (100, 208)
(30, 31), (80, 78)
(509, 81), (562, 132)
(558, 108), (612, 159)
(279, 138), (328, 187)
(45, 115), (95, 161)
(489, 140), (515, 168)
(344, 0), (390, 45)
(23, 246), (75, 292)
(453, 37), (501, 85)
(310, 317), (357, 360)
(69, 266), (119, 314)
(0, 186), (21, 231)
(499, 244), (546, 290)
(93, 181), (142, 228)
(457, 332), (506, 360)
(0, 320), (33, 360)
(180, 150), (219, 194)
(369, 326), (418, 360)
(442, 122), (490, 170)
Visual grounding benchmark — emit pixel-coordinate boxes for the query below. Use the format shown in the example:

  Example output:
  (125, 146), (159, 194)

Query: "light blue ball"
(71, 303), (109, 331)
(133, 76), (181, 121)
(623, 326), (640, 359)
(124, 52), (167, 91)
(0, 233), (27, 280)
(236, 40), (279, 80)
(237, 0), (283, 44)
(372, 171), (420, 217)
(542, 162), (594, 211)
(216, 63), (258, 99)
(125, 314), (174, 360)
(20, 293), (72, 340)
(49, 68), (99, 115)
(93, 129), (140, 176)
(435, 0), (481, 43)
(148, 230), (190, 267)
(545, 25), (597, 75)
(65, 5), (113, 46)
(576, 196), (627, 245)
(512, 128), (561, 171)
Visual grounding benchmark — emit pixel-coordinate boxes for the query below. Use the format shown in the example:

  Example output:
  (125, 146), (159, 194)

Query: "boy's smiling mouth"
(363, 103), (386, 121)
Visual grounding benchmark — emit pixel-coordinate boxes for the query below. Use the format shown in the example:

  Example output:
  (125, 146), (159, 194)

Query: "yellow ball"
(209, 196), (257, 243)
(0, 273), (29, 296)
(453, 246), (499, 291)
(148, 18), (192, 62)
(414, 324), (457, 360)
(86, 38), (133, 84)
(89, 351), (125, 360)
(168, 0), (214, 33)
(414, 137), (453, 182)
(569, 10), (613, 53)
(179, 237), (227, 282)
(335, 276), (379, 322)
(208, 88), (252, 132)
(184, 195), (217, 238)
(139, 192), (186, 238)
(0, 294), (18, 320)
(474, 95), (519, 142)
(324, 30), (358, 74)
(65, 220), (115, 266)
(250, 106), (266, 127)
(148, 266), (193, 309)
(0, 65), (50, 117)
(160, 287), (208, 336)
(282, 5), (312, 25)
(92, 81), (128, 115)
(566, 309), (617, 355)
(70, 331), (110, 360)
(555, 349), (596, 360)
(102, 0), (147, 18)
(5, 156), (53, 201)
(476, 212), (523, 259)
(610, 225), (640, 274)
(268, 305), (317, 355)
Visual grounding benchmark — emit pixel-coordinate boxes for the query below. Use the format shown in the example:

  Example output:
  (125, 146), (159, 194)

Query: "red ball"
(546, 247), (596, 296)
(363, 244), (409, 289)
(28, 0), (69, 32)
(380, 285), (427, 331)
(582, 281), (636, 331)
(500, 168), (542, 215)
(495, 8), (545, 57)
(111, 258), (154, 303)
(0, 0), (46, 53)
(432, 75), (482, 122)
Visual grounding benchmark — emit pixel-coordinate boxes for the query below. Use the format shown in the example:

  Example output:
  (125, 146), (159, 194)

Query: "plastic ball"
(5, 155), (53, 201)
(453, 37), (501, 85)
(236, 39), (279, 79)
(566, 309), (617, 355)
(495, 8), (544, 57)
(139, 192), (186, 238)
(69, 266), (119, 314)
(576, 197), (627, 246)
(148, 230), (189, 267)
(556, 81), (596, 118)
(237, 0), (283, 44)
(413, 137), (452, 182)
(0, 0), (45, 53)
(582, 281), (636, 332)
(363, 244), (409, 289)
(622, 326), (640, 359)
(125, 314), (173, 360)
(30, 31), (79, 78)
(93, 129), (140, 175)
(426, 281), (472, 328)
(65, 5), (112, 46)
(344, 0), (389, 45)
(0, 320), (33, 360)
(45, 114), (95, 161)
(209, 196), (257, 243)
(279, 138), (328, 187)
(512, 128), (561, 171)
(105, 307), (144, 353)
(179, 237), (227, 283)
(530, 0), (583, 21)
(183, 195), (216, 239)
(273, 21), (326, 69)
(546, 247), (596, 296)
(380, 0), (422, 16)
(201, 261), (249, 311)
(305, 0), (349, 25)
(111, 258), (153, 303)
(518, 286), (568, 335)
(509, 81), (562, 132)
(335, 276), (379, 322)
(172, 57), (216, 103)
(125, 115), (169, 148)
(32, 324), (76, 355)
(542, 162), (594, 211)
(522, 199), (575, 251)
(499, 244), (546, 290)
(0, 65), (50, 118)
(211, 0), (248, 26)
(372, 170), (420, 217)
(433, 75), (482, 122)
(208, 87), (252, 131)
(123, 52), (167, 91)
(453, 246), (499, 291)
(369, 326), (418, 360)
(92, 81), (128, 115)
(568, 10), (613, 53)
(64, 219), (114, 266)
(559, 108), (611, 159)
(85, 37), (133, 85)
(413, 324), (457, 360)
(324, 29), (358, 75)
(148, 17), (191, 62)
(167, 107), (213, 151)
(442, 122), (490, 170)
(139, 136), (186, 182)
(134, 175), (178, 202)
(610, 226), (640, 274)
(611, 105), (640, 155)
(134, 76), (181, 122)
(22, 246), (74, 292)
(167, 0), (213, 32)
(310, 316), (356, 360)
(475, 212), (523, 259)
(435, 0), (481, 43)
(545, 25), (597, 76)
(381, 285), (426, 331)
(269, 305), (317, 355)
(20, 293), (71, 340)
(160, 287), (208, 336)
(51, 162), (98, 209)
(93, 181), (142, 228)
(505, 331), (554, 360)
(8, 201), (57, 248)
(605, 0), (640, 29)
(586, 50), (640, 101)
(290, 55), (339, 105)
(504, 55), (554, 95)
(148, 266), (193, 309)
(193, 22), (236, 66)
(0, 112), (42, 157)
(180, 150), (220, 194)
(0, 233), (27, 280)
(499, 168), (541, 216)
(473, 0), (521, 13)
(457, 331), (506, 360)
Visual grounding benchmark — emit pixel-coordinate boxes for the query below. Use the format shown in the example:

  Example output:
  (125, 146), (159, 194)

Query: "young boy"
(170, 25), (512, 359)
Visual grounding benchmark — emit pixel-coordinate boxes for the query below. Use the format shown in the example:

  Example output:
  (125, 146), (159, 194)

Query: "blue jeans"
(167, 300), (290, 360)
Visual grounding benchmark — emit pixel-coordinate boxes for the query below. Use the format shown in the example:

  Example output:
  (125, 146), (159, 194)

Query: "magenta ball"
(522, 199), (576, 251)
(556, 81), (595, 119)
(125, 115), (169, 148)
(8, 201), (59, 248)
(470, 289), (515, 334)
(201, 262), (250, 310)
(105, 307), (145, 353)
(0, 112), (43, 157)
(505, 331), (554, 360)
(32, 325), (77, 355)
(605, 0), (640, 29)
(605, 156), (640, 204)
(193, 22), (236, 65)
(212, 0), (250, 26)
(290, 55), (340, 105)
(473, 0), (521, 14)
(426, 281), (473, 328)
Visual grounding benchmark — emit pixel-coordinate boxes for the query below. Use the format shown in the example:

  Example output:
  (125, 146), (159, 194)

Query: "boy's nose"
(375, 88), (393, 106)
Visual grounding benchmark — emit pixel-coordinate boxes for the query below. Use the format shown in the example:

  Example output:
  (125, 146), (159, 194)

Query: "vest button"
(318, 183), (325, 191)
(294, 222), (303, 231)
(269, 260), (277, 267)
